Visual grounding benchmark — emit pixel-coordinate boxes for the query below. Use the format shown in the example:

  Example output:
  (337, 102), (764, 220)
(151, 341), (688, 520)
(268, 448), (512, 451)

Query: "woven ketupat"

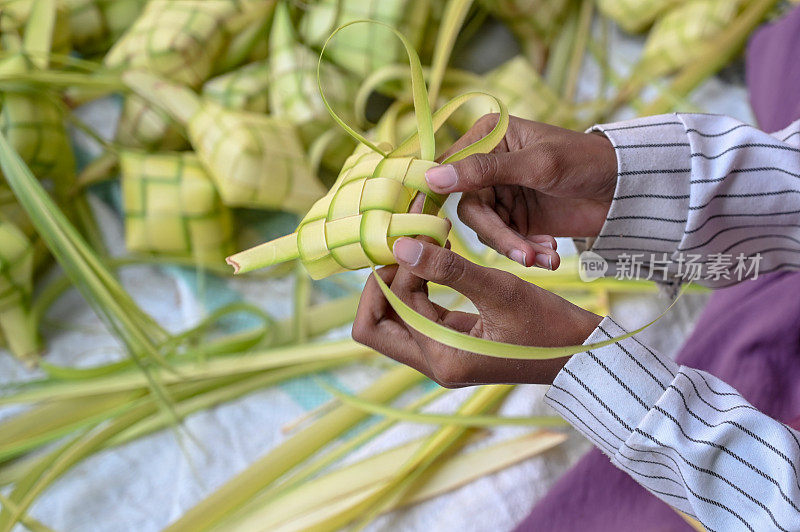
(214, 4), (272, 73)
(190, 101), (323, 211)
(0, 221), (33, 307)
(227, 143), (449, 279)
(0, 0), (72, 57)
(121, 151), (233, 264)
(123, 71), (325, 213)
(270, 2), (356, 142)
(596, 0), (686, 33)
(299, 0), (429, 79)
(640, 0), (743, 76)
(0, 90), (75, 194)
(0, 220), (38, 363)
(450, 56), (574, 132)
(115, 94), (187, 151)
(0, 3), (75, 194)
(227, 16), (511, 278)
(64, 0), (146, 55)
(202, 59), (270, 113)
(106, 0), (270, 149)
(105, 0), (267, 87)
(479, 0), (570, 42)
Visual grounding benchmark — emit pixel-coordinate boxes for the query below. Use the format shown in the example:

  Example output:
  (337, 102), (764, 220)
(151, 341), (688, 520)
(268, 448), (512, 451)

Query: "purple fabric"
(746, 6), (800, 132)
(515, 7), (800, 531)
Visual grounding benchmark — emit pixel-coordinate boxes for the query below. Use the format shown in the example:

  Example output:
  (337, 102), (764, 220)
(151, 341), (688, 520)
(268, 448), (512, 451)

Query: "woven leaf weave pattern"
(0, 221), (33, 313)
(121, 151), (233, 264)
(295, 145), (448, 279)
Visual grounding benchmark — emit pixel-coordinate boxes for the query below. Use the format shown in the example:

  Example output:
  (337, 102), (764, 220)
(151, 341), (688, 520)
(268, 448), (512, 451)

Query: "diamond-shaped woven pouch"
(123, 71), (325, 213)
(115, 94), (188, 151)
(64, 0), (146, 55)
(121, 150), (234, 265)
(0, 89), (75, 195)
(596, 0), (686, 34)
(0, 6), (75, 198)
(299, 0), (429, 79)
(0, 220), (38, 362)
(0, 1), (72, 57)
(227, 18), (510, 279)
(189, 101), (323, 211)
(202, 59), (270, 113)
(479, 0), (570, 42)
(449, 55), (575, 132)
(106, 0), (240, 86)
(640, 0), (742, 77)
(291, 143), (448, 279)
(270, 3), (357, 143)
(108, 0), (270, 150)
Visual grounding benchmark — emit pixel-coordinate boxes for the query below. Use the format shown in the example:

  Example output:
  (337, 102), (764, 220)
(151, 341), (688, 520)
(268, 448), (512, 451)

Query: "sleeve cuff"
(577, 115), (692, 285)
(544, 316), (679, 452)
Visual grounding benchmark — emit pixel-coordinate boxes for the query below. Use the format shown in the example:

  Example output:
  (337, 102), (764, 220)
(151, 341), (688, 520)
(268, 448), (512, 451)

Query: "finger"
(530, 235), (558, 251)
(436, 113), (507, 163)
(407, 191), (426, 214)
(354, 266), (398, 331)
(392, 237), (513, 305)
(390, 217), (452, 296)
(427, 136), (569, 195)
(458, 198), (559, 269)
(353, 267), (430, 373)
(426, 151), (519, 194)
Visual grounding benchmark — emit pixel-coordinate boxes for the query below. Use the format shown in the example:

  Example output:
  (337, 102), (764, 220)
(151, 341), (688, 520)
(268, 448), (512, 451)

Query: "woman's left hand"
(352, 236), (602, 387)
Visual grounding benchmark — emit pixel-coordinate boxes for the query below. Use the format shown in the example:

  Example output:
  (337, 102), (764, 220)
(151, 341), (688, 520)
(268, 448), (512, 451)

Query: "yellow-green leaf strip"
(373, 266), (689, 360)
(320, 380), (569, 427)
(318, 19), (435, 160)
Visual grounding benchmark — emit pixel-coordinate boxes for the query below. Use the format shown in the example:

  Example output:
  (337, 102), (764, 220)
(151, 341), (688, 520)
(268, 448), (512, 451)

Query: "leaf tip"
(225, 256), (241, 275)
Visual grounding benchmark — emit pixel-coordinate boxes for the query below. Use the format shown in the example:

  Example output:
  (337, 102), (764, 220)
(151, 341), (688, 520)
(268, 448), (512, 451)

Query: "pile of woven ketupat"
(0, 0), (783, 530)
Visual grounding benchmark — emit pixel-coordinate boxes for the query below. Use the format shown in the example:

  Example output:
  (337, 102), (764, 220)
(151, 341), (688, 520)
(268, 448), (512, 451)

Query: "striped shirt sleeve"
(580, 113), (800, 289)
(545, 318), (800, 531)
(547, 115), (800, 530)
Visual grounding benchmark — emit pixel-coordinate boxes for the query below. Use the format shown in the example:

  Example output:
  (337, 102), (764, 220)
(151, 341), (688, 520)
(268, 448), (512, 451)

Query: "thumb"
(425, 152), (518, 194)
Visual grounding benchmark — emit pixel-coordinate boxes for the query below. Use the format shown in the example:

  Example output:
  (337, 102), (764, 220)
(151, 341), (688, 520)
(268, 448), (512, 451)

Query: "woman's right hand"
(428, 114), (618, 269)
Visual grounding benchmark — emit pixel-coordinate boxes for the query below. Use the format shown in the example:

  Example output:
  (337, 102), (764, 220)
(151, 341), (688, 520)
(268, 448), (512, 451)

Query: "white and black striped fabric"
(545, 114), (800, 531)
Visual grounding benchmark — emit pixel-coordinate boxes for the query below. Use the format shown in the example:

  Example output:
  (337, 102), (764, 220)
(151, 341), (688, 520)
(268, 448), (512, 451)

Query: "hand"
(352, 236), (602, 387)
(427, 114), (617, 269)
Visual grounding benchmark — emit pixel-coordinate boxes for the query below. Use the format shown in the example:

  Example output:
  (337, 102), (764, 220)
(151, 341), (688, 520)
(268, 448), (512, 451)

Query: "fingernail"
(539, 240), (554, 249)
(509, 249), (527, 266)
(393, 238), (423, 266)
(425, 164), (458, 191)
(534, 253), (552, 270)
